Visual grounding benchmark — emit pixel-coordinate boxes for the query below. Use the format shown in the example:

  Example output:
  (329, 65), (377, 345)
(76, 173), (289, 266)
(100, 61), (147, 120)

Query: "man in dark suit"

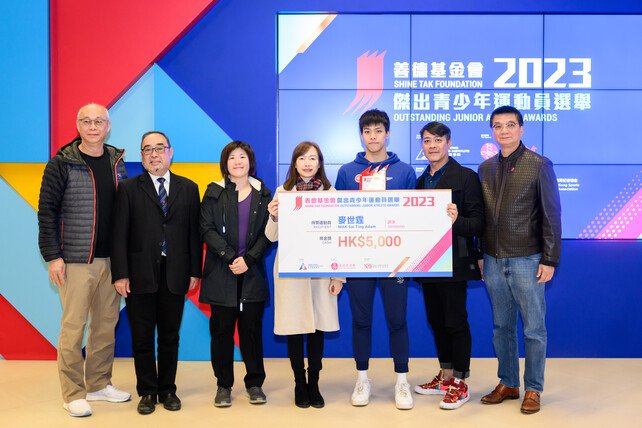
(111, 131), (202, 414)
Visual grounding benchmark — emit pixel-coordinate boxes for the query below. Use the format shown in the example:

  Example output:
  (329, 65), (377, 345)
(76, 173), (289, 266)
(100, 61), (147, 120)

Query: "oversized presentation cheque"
(277, 190), (452, 278)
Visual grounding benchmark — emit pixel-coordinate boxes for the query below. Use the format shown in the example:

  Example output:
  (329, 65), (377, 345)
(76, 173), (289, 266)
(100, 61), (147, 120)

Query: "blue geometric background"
(1, 0), (642, 361)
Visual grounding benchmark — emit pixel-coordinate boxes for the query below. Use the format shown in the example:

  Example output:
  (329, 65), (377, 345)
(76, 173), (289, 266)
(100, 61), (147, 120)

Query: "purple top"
(237, 192), (252, 256)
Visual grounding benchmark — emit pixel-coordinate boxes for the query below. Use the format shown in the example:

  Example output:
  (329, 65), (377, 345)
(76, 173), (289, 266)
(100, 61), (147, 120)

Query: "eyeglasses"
(491, 121), (520, 131)
(78, 118), (109, 128)
(141, 146), (170, 155)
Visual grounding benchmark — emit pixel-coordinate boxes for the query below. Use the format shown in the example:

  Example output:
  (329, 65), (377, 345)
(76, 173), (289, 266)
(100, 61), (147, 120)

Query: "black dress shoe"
(159, 392), (182, 411)
(137, 394), (157, 415)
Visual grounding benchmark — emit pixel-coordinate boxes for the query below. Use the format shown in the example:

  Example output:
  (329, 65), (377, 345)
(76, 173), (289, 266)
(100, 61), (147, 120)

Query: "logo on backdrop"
(344, 50), (386, 115)
(480, 143), (499, 159)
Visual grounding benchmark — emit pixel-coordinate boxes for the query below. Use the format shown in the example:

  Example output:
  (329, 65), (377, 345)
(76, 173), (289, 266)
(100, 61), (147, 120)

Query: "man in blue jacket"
(38, 103), (131, 417)
(335, 109), (416, 410)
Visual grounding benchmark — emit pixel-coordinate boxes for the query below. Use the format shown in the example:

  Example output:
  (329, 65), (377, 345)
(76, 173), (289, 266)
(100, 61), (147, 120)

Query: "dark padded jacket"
(478, 142), (561, 267)
(38, 138), (127, 263)
(199, 176), (272, 307)
(416, 157), (485, 283)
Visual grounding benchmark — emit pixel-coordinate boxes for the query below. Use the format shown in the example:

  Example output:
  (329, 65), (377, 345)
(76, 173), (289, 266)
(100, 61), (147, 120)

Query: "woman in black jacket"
(199, 140), (272, 407)
(413, 122), (485, 411)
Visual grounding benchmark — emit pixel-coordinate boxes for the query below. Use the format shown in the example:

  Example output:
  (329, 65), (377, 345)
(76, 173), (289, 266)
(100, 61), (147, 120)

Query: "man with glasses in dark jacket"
(111, 131), (202, 415)
(38, 103), (130, 417)
(478, 106), (561, 415)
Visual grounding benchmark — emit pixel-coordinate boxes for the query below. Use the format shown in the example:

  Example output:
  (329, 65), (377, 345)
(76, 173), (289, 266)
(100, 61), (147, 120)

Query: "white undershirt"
(149, 170), (171, 196)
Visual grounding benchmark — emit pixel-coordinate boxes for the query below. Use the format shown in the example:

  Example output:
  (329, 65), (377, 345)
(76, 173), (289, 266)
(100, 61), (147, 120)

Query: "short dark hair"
(283, 142), (331, 191)
(490, 106), (523, 127)
(359, 109), (390, 132)
(420, 122), (451, 141)
(141, 131), (171, 148)
(219, 140), (256, 178)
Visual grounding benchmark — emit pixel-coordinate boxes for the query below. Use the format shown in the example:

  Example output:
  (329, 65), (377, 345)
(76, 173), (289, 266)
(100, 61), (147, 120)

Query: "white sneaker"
(63, 399), (92, 417)
(86, 385), (131, 403)
(351, 379), (371, 406)
(395, 382), (414, 410)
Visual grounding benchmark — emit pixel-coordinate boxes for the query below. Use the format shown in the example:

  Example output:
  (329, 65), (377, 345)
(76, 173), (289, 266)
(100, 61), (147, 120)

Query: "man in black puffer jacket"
(38, 103), (130, 417)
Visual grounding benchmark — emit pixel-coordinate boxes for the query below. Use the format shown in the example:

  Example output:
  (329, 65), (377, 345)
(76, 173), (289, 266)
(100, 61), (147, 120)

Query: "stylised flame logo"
(293, 195), (303, 211)
(344, 50), (386, 115)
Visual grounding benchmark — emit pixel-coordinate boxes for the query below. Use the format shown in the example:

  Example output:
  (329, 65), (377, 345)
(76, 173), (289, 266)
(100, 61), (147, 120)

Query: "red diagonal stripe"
(0, 294), (57, 360)
(50, 0), (219, 154)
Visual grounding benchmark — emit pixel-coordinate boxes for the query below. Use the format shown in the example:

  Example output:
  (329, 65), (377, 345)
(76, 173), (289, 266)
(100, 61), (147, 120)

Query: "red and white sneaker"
(440, 378), (469, 410)
(415, 373), (448, 395)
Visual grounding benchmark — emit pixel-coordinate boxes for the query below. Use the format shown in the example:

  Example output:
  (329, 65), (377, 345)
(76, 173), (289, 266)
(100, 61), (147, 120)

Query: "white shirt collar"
(149, 170), (171, 196)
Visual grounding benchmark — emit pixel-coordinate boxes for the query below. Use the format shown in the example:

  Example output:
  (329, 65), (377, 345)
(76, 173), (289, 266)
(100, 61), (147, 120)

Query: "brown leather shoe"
(481, 384), (520, 404)
(520, 390), (540, 414)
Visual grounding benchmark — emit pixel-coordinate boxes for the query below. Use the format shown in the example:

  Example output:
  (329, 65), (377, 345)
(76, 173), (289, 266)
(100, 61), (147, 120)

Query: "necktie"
(158, 177), (167, 254)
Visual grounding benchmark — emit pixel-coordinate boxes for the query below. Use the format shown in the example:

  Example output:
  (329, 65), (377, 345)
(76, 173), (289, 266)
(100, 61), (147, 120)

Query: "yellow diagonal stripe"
(296, 15), (337, 53)
(0, 162), (222, 211)
(171, 163), (222, 199)
(0, 163), (47, 210)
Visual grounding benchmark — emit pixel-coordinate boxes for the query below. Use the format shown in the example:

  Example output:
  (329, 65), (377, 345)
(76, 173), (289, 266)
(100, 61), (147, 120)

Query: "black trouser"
(287, 331), (324, 373)
(126, 258), (185, 396)
(209, 301), (266, 389)
(421, 281), (471, 379)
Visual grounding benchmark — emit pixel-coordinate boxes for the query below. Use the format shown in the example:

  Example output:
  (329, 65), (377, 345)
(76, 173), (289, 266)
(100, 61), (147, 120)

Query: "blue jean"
(346, 278), (409, 373)
(483, 253), (547, 393)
